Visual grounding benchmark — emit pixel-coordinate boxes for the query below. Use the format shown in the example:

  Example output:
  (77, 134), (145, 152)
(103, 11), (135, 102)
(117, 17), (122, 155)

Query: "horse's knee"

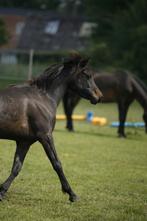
(12, 161), (22, 177)
(37, 132), (51, 143)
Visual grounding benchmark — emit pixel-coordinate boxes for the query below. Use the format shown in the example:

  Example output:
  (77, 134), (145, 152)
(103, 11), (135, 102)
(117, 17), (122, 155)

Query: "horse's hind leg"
(63, 92), (80, 131)
(143, 111), (147, 133)
(0, 141), (31, 200)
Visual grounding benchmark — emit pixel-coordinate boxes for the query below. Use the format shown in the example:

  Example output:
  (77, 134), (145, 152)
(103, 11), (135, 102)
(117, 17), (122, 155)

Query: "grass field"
(0, 100), (147, 221)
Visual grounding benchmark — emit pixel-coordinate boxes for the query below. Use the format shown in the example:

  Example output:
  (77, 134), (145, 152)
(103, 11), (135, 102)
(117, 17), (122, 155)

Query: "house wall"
(0, 14), (26, 49)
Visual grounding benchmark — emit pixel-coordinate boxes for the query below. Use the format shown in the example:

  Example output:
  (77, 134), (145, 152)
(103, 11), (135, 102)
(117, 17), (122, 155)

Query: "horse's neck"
(47, 82), (67, 106)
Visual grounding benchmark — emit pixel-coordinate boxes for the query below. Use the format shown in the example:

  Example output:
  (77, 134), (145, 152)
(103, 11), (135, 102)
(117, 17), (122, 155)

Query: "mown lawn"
(0, 101), (147, 221)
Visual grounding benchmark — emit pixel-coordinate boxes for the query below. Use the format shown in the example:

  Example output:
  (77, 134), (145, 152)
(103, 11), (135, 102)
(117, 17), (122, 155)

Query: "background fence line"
(0, 49), (68, 88)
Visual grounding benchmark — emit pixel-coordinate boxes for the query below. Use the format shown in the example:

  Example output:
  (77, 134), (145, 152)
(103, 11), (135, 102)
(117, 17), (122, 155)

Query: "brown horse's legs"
(143, 111), (147, 133)
(63, 95), (74, 131)
(63, 92), (80, 131)
(39, 134), (78, 202)
(117, 101), (132, 137)
(0, 141), (31, 200)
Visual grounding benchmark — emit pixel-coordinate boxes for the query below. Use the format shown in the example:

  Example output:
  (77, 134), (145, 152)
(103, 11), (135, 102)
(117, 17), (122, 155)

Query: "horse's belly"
(101, 89), (117, 102)
(0, 119), (34, 140)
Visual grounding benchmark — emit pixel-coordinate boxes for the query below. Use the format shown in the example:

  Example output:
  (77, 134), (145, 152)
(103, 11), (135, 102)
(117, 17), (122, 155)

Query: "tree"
(109, 0), (147, 80)
(0, 18), (8, 46)
(0, 0), (60, 10)
(82, 0), (147, 81)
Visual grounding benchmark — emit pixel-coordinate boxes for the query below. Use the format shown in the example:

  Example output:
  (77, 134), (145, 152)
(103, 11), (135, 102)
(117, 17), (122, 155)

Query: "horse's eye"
(80, 72), (90, 80)
(85, 74), (90, 79)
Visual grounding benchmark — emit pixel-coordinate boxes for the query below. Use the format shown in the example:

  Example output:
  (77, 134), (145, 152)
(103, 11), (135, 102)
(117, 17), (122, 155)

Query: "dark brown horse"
(63, 69), (147, 137)
(0, 55), (103, 202)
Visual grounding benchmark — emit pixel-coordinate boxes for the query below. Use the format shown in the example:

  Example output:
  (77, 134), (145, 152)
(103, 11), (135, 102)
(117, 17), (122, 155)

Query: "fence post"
(28, 49), (34, 80)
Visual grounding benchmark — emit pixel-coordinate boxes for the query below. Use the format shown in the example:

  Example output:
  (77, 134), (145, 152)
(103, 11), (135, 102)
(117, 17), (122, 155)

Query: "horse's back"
(0, 84), (33, 98)
(94, 70), (133, 102)
(0, 85), (36, 140)
(0, 84), (55, 140)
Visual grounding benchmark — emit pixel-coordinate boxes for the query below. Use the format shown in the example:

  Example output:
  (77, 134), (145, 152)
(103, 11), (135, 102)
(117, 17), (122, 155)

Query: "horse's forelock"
(29, 63), (64, 87)
(63, 51), (83, 67)
(69, 50), (82, 60)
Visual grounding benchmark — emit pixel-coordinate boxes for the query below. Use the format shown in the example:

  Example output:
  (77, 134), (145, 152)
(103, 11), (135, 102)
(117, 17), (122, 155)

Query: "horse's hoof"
(66, 125), (74, 132)
(66, 128), (74, 132)
(69, 194), (79, 202)
(118, 134), (126, 138)
(62, 188), (66, 194)
(0, 193), (4, 201)
(0, 185), (6, 201)
(68, 129), (74, 132)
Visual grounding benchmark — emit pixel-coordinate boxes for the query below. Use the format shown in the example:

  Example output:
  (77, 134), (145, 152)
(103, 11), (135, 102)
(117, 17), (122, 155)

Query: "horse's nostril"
(99, 91), (103, 97)
(100, 94), (104, 99)
(95, 89), (103, 99)
(98, 97), (101, 102)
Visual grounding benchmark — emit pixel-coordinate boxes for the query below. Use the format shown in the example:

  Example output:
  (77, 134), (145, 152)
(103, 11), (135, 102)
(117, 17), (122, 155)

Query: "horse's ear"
(63, 51), (82, 67)
(79, 58), (90, 68)
(63, 57), (81, 67)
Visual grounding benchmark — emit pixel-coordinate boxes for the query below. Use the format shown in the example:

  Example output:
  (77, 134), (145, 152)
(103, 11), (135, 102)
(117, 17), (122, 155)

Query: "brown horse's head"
(64, 55), (103, 104)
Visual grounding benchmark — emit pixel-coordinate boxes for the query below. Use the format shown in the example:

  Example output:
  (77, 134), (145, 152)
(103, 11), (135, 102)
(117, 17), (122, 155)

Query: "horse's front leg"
(117, 101), (130, 138)
(39, 133), (78, 202)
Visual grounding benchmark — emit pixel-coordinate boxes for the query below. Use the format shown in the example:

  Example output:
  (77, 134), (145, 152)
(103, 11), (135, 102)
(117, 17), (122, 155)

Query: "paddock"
(0, 101), (146, 221)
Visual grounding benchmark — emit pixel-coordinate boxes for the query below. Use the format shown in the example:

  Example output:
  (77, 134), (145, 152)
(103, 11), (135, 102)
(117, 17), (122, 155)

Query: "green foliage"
(110, 0), (147, 80)
(0, 0), (60, 10)
(89, 43), (112, 67)
(83, 0), (147, 81)
(83, 0), (135, 17)
(132, 25), (147, 78)
(0, 18), (8, 46)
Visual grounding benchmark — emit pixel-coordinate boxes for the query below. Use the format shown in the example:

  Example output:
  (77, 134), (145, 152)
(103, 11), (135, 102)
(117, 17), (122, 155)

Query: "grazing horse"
(63, 70), (147, 137)
(0, 55), (103, 202)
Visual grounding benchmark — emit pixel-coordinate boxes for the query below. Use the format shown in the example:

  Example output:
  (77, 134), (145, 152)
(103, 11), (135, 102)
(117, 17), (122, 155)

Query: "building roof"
(0, 8), (95, 52)
(18, 15), (88, 51)
(0, 7), (31, 16)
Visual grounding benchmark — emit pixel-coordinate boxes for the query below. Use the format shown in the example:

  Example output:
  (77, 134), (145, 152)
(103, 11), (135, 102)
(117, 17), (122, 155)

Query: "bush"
(0, 18), (8, 46)
(89, 43), (112, 67)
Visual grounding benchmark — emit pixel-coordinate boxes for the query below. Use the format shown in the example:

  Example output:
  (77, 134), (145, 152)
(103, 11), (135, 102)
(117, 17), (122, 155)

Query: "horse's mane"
(30, 52), (83, 90)
(30, 63), (65, 89)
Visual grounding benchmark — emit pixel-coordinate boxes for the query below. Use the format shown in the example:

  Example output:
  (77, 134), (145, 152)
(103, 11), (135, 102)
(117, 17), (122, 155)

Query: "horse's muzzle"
(90, 88), (103, 104)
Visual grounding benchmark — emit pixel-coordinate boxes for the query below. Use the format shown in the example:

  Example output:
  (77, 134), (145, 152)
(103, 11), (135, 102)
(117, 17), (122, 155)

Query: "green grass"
(0, 101), (147, 221)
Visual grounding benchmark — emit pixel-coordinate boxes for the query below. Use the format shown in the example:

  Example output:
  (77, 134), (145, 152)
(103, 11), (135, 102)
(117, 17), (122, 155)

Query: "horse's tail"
(130, 73), (147, 131)
(133, 75), (147, 94)
(131, 74), (147, 108)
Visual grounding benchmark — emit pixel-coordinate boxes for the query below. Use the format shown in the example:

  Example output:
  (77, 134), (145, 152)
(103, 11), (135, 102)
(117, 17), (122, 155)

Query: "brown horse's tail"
(133, 75), (147, 93)
(131, 74), (147, 108)
(132, 75), (147, 132)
